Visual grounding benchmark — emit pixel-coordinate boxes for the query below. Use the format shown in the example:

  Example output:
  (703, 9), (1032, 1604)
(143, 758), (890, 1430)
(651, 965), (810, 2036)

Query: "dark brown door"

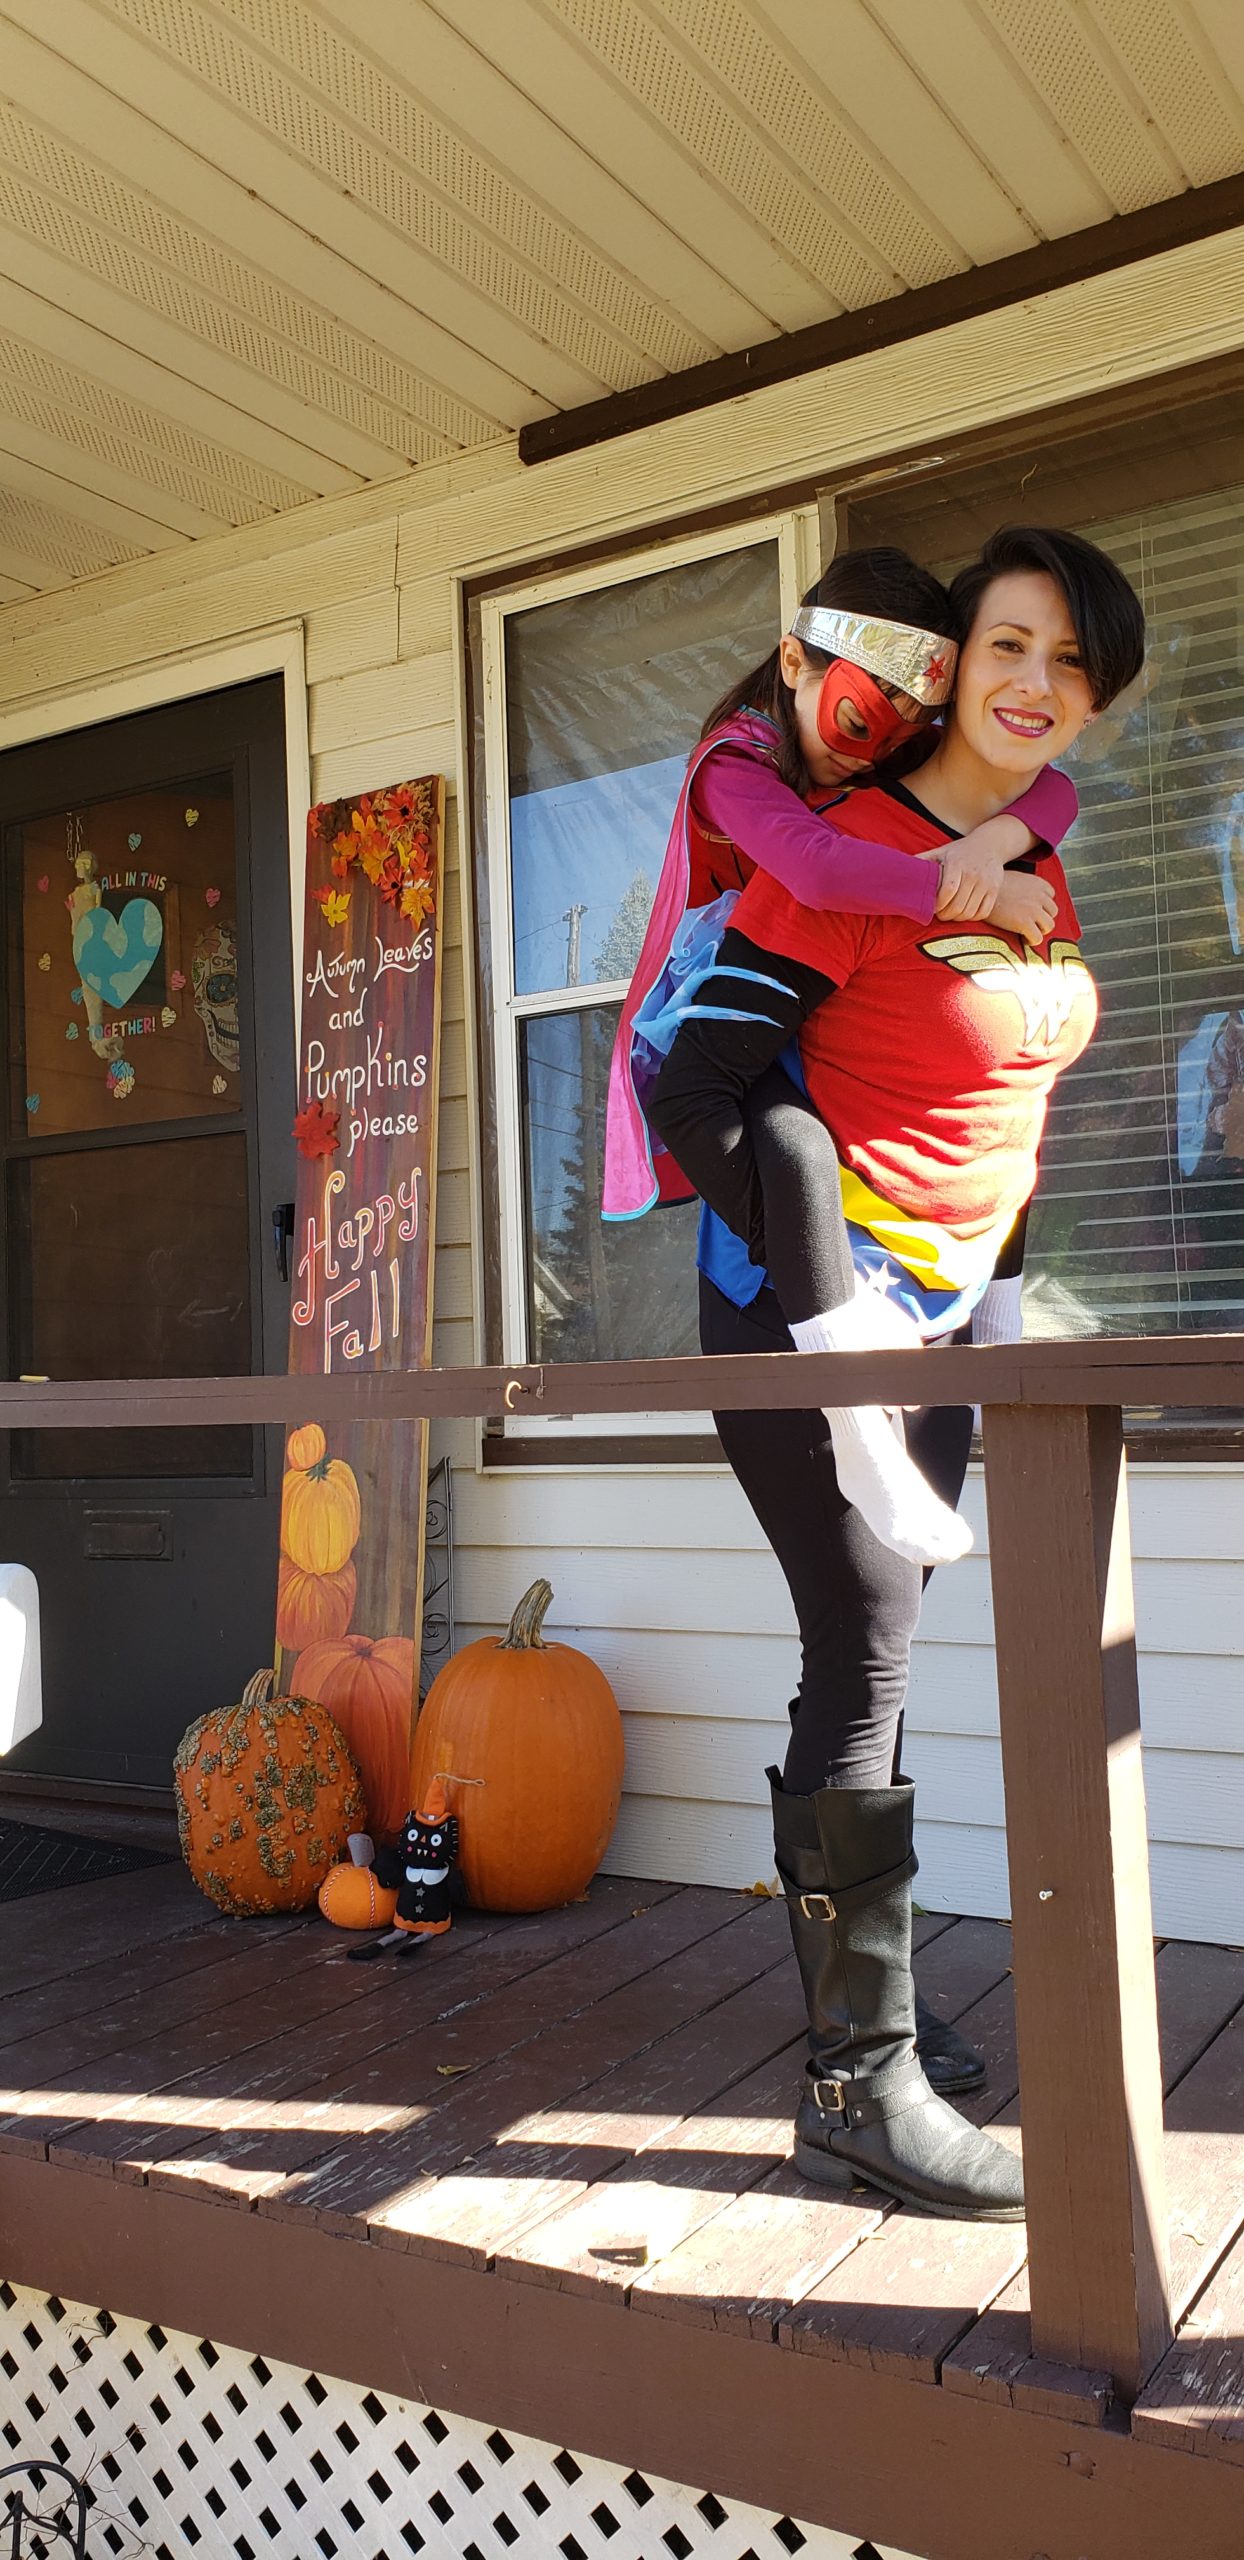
(0, 679), (296, 1791)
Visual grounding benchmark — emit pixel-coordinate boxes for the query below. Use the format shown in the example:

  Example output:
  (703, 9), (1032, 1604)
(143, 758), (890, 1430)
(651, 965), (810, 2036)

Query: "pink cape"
(602, 711), (778, 1220)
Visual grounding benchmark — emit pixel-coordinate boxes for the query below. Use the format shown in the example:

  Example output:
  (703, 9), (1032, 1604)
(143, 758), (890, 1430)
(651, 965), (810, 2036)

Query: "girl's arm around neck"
(694, 748), (940, 925)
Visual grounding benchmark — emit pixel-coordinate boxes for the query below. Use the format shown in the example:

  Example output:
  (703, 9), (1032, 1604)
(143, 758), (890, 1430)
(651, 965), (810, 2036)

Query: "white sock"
(789, 1291), (973, 1567)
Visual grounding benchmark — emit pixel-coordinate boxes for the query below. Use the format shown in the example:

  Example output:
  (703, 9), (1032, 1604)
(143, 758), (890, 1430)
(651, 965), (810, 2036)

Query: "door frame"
(0, 629), (310, 1040)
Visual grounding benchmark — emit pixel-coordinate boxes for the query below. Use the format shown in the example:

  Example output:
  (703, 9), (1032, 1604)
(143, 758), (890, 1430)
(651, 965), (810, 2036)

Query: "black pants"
(701, 1274), (972, 1793)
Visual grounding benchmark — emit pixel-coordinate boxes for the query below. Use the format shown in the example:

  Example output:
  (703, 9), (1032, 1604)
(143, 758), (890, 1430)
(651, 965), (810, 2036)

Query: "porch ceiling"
(1, 0), (1244, 598)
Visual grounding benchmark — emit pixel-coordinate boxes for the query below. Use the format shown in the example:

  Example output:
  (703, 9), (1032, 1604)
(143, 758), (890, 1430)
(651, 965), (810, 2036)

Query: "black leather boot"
(914, 1991), (987, 2096)
(786, 1706), (989, 2098)
(769, 1769), (1023, 2222)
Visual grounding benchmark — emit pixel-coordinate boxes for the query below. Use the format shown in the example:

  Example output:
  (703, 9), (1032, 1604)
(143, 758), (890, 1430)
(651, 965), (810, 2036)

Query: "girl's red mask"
(816, 659), (930, 761)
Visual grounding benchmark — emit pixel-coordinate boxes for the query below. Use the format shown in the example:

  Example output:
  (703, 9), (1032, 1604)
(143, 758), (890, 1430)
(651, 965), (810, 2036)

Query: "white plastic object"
(0, 1564), (41, 1753)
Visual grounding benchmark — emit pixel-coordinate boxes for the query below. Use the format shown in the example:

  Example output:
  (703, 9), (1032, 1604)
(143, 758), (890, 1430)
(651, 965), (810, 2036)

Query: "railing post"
(980, 1400), (1171, 2401)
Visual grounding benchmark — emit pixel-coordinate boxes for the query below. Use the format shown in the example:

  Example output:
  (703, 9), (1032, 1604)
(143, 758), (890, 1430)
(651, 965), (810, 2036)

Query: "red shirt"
(733, 780), (1097, 1238)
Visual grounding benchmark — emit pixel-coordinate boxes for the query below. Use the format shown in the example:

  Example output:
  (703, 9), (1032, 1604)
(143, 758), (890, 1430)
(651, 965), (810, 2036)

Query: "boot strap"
(784, 1847), (917, 1925)
(810, 2055), (927, 2133)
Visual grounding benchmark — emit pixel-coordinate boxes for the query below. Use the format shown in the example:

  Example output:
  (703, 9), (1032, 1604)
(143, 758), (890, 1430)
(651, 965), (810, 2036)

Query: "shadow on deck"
(0, 1860), (1241, 2559)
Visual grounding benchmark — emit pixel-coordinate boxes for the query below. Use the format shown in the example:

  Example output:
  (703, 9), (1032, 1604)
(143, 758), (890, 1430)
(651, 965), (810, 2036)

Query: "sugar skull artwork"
(191, 920), (239, 1075)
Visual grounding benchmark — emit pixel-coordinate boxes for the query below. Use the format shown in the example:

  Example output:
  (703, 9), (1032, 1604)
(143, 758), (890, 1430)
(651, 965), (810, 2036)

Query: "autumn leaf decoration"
(311, 780), (437, 923)
(293, 1099), (341, 1160)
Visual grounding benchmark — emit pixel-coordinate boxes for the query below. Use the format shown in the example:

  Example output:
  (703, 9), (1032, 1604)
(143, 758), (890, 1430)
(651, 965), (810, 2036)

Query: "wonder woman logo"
(923, 933), (1091, 1051)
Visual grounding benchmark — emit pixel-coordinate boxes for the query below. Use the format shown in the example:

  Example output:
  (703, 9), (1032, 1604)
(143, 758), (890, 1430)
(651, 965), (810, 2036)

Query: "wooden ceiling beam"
(519, 172), (1244, 464)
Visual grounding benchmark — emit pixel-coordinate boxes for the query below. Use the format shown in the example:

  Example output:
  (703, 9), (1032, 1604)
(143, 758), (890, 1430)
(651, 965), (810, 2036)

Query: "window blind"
(1009, 490), (1244, 1344)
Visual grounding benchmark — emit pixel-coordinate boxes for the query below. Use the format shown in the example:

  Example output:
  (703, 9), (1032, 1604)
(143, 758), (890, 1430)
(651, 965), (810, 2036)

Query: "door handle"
(272, 1202), (295, 1282)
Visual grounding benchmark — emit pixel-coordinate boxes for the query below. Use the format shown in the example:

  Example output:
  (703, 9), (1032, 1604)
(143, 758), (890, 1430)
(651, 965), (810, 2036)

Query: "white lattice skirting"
(0, 2278), (928, 2560)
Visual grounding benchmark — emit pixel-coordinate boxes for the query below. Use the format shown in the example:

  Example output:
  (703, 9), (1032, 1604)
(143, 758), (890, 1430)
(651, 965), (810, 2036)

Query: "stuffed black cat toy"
(346, 1780), (459, 1963)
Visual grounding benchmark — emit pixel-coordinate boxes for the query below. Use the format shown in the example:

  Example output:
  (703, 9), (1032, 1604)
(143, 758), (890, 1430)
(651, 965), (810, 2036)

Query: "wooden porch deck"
(0, 1859), (1241, 2559)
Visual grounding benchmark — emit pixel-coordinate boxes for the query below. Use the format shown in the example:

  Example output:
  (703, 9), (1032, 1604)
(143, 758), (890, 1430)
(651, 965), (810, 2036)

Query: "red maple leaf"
(293, 1100), (341, 1159)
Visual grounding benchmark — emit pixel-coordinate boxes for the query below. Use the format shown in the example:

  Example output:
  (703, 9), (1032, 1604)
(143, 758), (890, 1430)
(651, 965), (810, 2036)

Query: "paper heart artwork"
(72, 897), (163, 1010)
(185, 807), (199, 827)
(36, 876), (48, 893)
(171, 968), (186, 991)
(128, 832), (142, 852)
(25, 1096), (38, 1115)
(212, 1074), (227, 1095)
(161, 1005), (177, 1028)
(205, 886), (221, 907)
(64, 1024), (78, 1042)
(70, 986), (82, 1005)
(37, 953), (50, 972)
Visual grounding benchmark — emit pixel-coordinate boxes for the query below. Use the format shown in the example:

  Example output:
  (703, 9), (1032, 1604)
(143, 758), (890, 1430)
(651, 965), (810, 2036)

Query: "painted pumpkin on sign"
(276, 1555), (357, 1652)
(280, 1444), (361, 1573)
(290, 1633), (415, 1841)
(409, 1580), (624, 1912)
(173, 1668), (364, 1915)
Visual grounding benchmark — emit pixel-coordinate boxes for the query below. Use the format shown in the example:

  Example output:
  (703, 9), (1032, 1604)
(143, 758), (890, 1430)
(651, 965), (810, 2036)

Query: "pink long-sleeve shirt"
(691, 748), (1077, 924)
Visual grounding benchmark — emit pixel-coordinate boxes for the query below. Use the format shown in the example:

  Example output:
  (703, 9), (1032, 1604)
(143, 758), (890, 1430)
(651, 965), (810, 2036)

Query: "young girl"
(605, 546), (1078, 1562)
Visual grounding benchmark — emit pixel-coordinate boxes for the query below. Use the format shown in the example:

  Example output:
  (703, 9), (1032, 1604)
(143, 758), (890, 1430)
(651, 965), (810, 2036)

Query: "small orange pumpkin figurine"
(318, 1837), (399, 1930)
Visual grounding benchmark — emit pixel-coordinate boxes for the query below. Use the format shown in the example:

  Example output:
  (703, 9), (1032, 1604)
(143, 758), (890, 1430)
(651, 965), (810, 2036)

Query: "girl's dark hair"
(947, 525), (1145, 709)
(701, 545), (955, 794)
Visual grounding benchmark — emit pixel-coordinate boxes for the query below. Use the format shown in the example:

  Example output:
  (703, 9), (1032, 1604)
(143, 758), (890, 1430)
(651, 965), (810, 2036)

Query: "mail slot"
(83, 1511), (173, 1563)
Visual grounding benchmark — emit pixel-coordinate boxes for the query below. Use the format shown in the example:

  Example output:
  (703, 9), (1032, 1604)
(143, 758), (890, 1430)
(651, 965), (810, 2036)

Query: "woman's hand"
(929, 812), (1036, 920)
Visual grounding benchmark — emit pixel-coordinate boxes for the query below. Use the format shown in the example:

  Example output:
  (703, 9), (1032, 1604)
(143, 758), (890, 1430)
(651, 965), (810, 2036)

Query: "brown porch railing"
(7, 1327), (1243, 2407)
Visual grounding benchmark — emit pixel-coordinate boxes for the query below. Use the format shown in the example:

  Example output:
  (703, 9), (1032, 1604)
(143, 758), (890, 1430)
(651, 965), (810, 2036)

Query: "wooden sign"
(274, 777), (445, 1836)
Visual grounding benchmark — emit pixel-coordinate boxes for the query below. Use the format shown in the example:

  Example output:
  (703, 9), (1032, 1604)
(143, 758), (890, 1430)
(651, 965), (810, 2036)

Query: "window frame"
(477, 508), (811, 1443)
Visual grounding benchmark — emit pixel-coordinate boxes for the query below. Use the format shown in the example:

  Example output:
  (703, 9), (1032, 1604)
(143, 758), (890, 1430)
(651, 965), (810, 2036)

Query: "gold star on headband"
(790, 608), (957, 707)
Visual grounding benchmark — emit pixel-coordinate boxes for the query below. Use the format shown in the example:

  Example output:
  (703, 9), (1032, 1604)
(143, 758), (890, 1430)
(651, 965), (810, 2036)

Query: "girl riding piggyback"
(604, 545), (1075, 1226)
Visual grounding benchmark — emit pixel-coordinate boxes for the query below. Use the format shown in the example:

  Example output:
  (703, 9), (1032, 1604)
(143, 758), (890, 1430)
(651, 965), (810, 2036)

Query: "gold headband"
(790, 606), (957, 708)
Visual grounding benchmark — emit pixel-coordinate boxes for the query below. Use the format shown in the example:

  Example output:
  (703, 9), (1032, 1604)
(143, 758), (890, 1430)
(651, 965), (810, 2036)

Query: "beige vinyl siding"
(1, 225), (1242, 1938)
(450, 1465), (1244, 1944)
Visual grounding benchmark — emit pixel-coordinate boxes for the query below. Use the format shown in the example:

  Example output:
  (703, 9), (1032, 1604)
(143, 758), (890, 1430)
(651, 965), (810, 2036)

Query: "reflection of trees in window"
(594, 872), (655, 985)
(523, 1005), (698, 1367)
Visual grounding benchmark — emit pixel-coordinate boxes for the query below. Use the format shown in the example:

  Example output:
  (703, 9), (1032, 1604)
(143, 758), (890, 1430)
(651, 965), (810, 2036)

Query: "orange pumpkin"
(287, 1421), (326, 1471)
(281, 1446), (361, 1573)
(276, 1555), (357, 1652)
(409, 1580), (623, 1912)
(173, 1669), (364, 1916)
(318, 1861), (399, 1930)
(291, 1633), (415, 1841)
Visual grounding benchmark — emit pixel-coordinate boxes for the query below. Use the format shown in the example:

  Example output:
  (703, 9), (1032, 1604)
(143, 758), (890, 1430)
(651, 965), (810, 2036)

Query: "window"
(843, 381), (1244, 1443)
(1018, 491), (1244, 1354)
(477, 519), (805, 1432)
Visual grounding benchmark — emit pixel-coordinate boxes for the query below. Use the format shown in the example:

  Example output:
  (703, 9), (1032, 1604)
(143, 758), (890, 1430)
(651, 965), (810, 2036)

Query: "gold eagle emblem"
(922, 934), (1091, 1051)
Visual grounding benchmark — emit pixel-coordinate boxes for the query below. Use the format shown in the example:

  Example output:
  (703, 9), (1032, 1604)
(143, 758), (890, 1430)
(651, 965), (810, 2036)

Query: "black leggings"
(701, 1274), (972, 1792)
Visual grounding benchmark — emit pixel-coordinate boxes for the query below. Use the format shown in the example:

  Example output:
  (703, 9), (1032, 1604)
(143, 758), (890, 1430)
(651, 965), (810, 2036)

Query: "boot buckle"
(812, 2076), (847, 2116)
(799, 1891), (836, 1920)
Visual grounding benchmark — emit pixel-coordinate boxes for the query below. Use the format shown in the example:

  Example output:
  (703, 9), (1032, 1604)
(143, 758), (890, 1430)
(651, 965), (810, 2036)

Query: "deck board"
(942, 1938), (1244, 2417)
(1, 1863), (1241, 2476)
(68, 1881), (656, 2187)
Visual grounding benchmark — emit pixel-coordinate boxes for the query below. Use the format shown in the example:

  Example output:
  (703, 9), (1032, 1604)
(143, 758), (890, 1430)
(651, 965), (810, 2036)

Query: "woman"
(647, 527), (1146, 2222)
(607, 544), (1077, 1563)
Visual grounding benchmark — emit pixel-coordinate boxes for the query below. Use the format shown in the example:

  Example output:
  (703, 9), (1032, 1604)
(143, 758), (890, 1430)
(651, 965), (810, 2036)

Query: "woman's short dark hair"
(947, 525), (1145, 710)
(702, 546), (955, 793)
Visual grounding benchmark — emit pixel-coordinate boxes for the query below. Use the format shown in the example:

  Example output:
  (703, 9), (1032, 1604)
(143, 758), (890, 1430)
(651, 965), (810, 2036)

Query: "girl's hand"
(930, 813), (1035, 920)
(988, 868), (1058, 945)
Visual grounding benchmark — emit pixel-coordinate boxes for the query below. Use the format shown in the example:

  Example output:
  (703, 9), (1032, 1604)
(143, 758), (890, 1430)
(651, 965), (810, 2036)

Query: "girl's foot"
(790, 1287), (973, 1567)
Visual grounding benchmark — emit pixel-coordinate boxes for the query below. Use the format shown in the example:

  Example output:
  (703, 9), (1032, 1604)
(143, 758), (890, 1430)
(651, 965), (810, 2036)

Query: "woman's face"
(778, 635), (928, 788)
(950, 569), (1095, 774)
